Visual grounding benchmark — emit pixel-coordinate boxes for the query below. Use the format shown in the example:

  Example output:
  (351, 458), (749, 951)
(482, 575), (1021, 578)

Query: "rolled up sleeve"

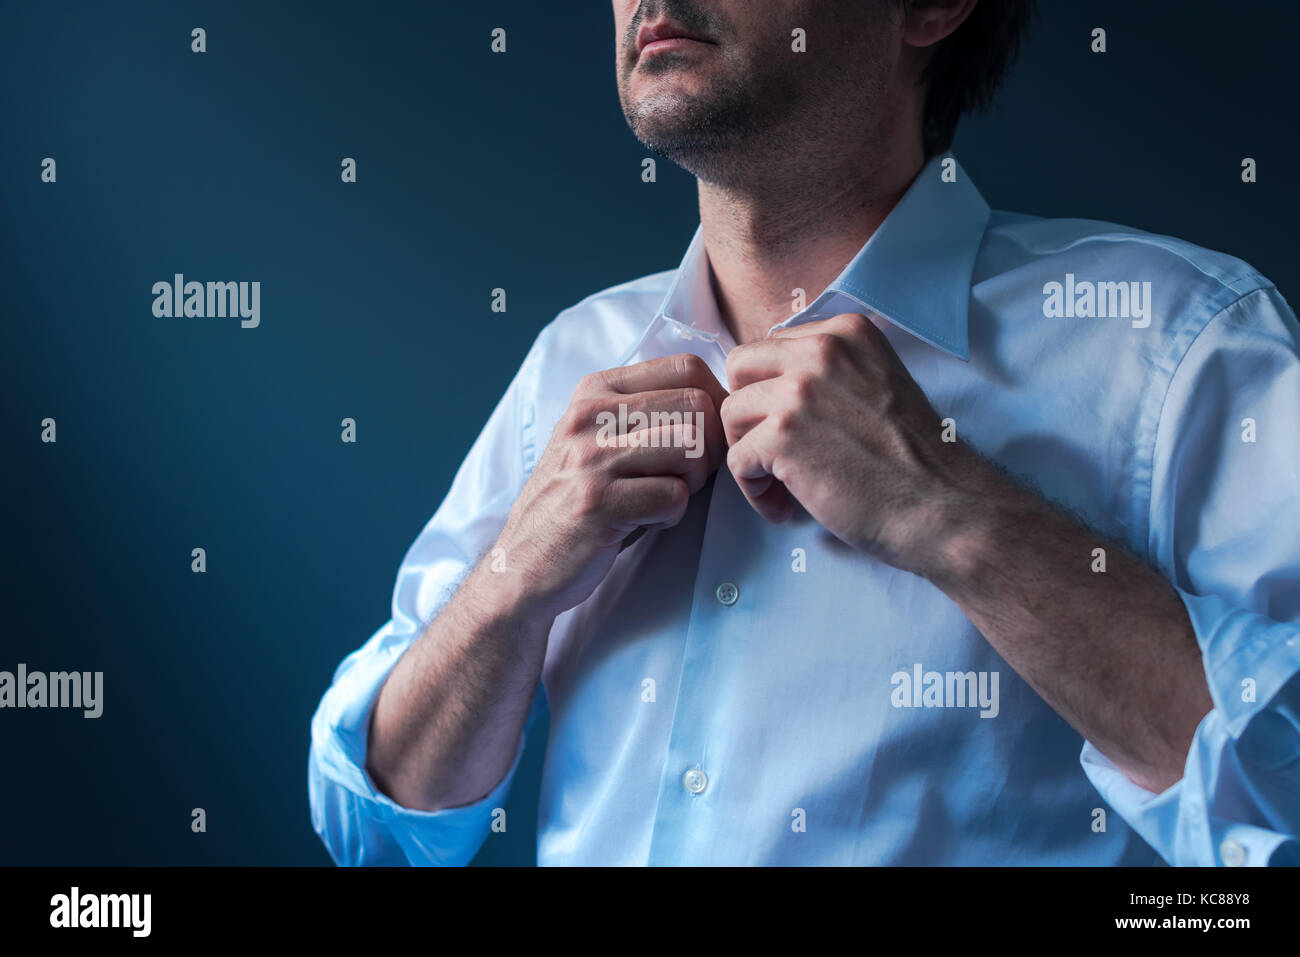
(308, 327), (551, 865)
(1080, 285), (1300, 866)
(309, 636), (545, 865)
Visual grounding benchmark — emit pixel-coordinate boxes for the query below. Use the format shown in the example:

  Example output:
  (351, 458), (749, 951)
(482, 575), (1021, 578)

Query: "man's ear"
(902, 0), (979, 49)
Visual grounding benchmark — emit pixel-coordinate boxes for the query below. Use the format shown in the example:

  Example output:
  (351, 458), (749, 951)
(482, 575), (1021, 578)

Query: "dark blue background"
(2, 1), (1296, 865)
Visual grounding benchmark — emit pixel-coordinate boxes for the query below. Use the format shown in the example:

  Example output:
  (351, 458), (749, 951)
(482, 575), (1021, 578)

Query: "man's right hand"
(488, 353), (728, 620)
(366, 353), (727, 812)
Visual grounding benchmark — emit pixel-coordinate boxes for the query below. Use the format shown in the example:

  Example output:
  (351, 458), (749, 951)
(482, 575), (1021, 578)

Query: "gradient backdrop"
(2, 1), (1296, 865)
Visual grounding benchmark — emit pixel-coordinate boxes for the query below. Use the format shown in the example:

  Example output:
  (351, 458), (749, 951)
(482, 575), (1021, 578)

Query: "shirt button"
(715, 582), (739, 606)
(682, 768), (708, 795)
(1220, 839), (1247, 867)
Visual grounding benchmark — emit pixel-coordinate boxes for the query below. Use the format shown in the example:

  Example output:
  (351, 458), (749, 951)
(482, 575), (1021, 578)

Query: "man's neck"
(698, 140), (925, 346)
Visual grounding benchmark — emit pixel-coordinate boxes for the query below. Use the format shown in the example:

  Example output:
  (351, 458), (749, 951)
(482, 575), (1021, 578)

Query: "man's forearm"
(365, 557), (552, 812)
(363, 356), (729, 813)
(925, 454), (1214, 794)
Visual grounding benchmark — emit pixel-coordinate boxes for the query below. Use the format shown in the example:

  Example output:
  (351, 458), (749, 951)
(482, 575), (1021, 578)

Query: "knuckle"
(834, 312), (869, 335)
(680, 386), (711, 414)
(772, 408), (799, 440)
(575, 370), (603, 395)
(681, 461), (704, 494)
(723, 345), (743, 377)
(675, 353), (707, 381)
(668, 476), (690, 507)
(559, 410), (585, 438)
(879, 379), (908, 416)
(725, 442), (745, 473)
(685, 444), (708, 472)
(566, 396), (605, 432)
(810, 333), (844, 365)
(667, 483), (690, 521)
(790, 373), (817, 404)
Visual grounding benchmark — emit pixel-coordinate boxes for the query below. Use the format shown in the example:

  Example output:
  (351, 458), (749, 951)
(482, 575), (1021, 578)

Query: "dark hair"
(910, 0), (1034, 157)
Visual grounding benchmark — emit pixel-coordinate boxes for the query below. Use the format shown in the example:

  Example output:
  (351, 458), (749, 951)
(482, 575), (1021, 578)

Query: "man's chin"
(622, 79), (765, 178)
(628, 112), (709, 153)
(627, 72), (711, 112)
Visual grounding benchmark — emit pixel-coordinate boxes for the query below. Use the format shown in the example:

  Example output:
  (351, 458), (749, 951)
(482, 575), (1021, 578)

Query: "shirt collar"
(649, 151), (990, 362)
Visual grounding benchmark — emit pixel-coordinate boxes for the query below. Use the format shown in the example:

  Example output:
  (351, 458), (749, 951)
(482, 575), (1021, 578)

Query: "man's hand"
(368, 352), (727, 812)
(721, 312), (980, 575)
(496, 353), (728, 619)
(722, 311), (1211, 792)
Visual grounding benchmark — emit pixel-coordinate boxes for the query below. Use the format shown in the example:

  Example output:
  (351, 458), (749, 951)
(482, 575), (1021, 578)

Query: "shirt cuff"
(309, 631), (540, 866)
(1080, 734), (1298, 866)
(1077, 586), (1300, 866)
(1180, 586), (1300, 738)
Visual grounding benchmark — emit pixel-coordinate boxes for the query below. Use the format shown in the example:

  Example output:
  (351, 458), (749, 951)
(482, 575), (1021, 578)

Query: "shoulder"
(509, 267), (678, 450)
(537, 268), (677, 355)
(975, 209), (1288, 348)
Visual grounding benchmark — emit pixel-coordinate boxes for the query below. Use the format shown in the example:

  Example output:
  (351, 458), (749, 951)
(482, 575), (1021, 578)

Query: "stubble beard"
(620, 54), (793, 187)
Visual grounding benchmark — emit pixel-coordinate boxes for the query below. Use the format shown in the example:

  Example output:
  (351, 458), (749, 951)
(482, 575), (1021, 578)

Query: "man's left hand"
(720, 312), (991, 575)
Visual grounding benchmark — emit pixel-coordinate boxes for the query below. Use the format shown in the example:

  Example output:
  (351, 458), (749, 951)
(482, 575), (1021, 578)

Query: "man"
(308, 0), (1300, 865)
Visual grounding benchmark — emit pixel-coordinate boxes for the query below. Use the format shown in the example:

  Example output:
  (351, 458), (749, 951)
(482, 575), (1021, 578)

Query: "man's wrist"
(907, 450), (1033, 592)
(453, 552), (555, 650)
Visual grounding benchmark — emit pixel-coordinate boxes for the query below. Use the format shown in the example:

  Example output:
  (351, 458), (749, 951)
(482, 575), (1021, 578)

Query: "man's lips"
(635, 19), (714, 56)
(640, 36), (709, 55)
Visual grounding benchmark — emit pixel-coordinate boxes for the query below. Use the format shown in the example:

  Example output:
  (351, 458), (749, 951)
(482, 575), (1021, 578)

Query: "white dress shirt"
(309, 152), (1300, 866)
